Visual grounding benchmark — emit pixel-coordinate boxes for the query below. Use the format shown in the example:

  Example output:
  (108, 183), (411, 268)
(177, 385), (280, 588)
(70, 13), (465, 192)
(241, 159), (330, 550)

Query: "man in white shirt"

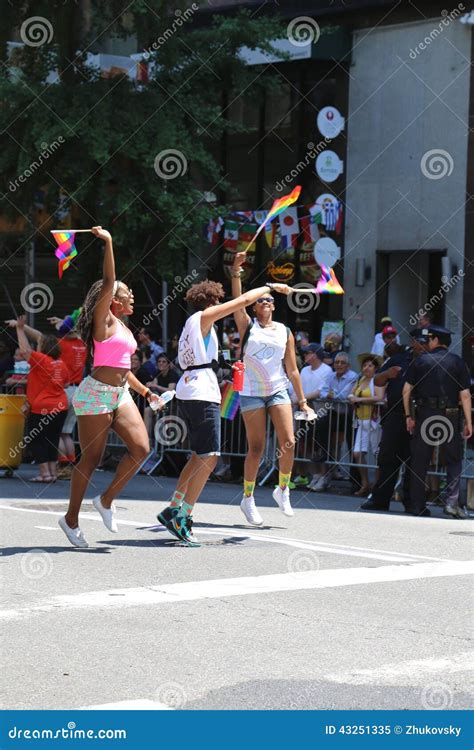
(371, 322), (400, 357)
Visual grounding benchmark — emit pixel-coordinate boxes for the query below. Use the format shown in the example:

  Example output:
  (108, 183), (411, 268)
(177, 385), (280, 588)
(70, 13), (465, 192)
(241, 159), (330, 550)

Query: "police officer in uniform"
(403, 325), (472, 518)
(361, 330), (429, 513)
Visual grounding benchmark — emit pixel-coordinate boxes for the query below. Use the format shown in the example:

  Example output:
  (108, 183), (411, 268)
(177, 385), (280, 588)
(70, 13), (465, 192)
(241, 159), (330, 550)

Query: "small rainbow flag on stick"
(315, 264), (344, 294)
(51, 229), (90, 278)
(242, 186), (302, 253)
(220, 382), (240, 420)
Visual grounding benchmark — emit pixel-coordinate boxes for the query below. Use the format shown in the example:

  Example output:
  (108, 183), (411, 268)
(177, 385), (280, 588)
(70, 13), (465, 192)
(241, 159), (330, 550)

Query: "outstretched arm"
(201, 283), (291, 332)
(15, 316), (33, 359)
(5, 319), (42, 344)
(90, 227), (115, 340)
(230, 252), (252, 338)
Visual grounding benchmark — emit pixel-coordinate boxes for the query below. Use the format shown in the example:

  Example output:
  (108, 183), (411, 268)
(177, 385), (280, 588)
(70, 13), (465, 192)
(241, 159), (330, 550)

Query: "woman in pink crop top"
(59, 226), (164, 549)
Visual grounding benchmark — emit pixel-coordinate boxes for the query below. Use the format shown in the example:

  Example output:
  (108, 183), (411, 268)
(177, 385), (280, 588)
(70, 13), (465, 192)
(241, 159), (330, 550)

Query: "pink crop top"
(93, 324), (138, 369)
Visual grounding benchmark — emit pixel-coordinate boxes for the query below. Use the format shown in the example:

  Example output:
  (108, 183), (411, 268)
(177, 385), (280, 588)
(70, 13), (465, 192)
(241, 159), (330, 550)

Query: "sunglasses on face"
(256, 297), (274, 304)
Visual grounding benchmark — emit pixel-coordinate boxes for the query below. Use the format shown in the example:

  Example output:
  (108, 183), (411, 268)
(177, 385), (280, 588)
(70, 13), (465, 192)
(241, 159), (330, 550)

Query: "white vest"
(176, 312), (221, 403)
(241, 320), (290, 397)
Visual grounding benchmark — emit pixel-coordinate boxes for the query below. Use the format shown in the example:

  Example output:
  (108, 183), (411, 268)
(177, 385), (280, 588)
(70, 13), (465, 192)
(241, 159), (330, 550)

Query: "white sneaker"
(92, 495), (118, 532)
(312, 476), (330, 492)
(240, 496), (264, 526)
(58, 516), (89, 548)
(308, 474), (321, 490)
(272, 486), (294, 517)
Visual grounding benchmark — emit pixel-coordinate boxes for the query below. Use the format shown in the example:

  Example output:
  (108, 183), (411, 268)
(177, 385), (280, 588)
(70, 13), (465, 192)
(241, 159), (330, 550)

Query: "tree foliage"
(1, 0), (284, 280)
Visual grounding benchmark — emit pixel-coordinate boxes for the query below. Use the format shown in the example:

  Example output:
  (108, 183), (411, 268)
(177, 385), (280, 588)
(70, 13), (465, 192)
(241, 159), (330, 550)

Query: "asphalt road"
(0, 465), (472, 711)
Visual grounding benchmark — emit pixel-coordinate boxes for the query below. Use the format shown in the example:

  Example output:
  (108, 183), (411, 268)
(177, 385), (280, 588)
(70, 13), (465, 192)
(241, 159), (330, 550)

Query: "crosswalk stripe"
(1, 561), (472, 621)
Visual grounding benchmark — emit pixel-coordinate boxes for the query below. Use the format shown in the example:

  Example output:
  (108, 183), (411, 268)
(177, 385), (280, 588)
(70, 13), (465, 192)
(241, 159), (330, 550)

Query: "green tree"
(1, 1), (284, 282)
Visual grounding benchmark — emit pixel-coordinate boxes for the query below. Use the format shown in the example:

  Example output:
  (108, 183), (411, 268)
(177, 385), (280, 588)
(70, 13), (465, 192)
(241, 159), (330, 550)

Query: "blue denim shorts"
(239, 389), (291, 413)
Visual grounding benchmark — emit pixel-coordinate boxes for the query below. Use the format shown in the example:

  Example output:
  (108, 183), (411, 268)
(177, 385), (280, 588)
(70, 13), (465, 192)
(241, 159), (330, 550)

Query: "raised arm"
(15, 316), (32, 359)
(230, 252), (252, 338)
(201, 283), (291, 331)
(90, 227), (115, 339)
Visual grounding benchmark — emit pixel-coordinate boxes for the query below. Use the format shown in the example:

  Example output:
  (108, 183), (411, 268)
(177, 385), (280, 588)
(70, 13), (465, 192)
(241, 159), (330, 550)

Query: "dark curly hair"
(185, 280), (224, 311)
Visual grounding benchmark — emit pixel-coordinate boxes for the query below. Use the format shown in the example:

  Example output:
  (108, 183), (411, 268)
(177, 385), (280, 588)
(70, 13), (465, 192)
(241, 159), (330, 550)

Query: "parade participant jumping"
(230, 252), (315, 526)
(157, 276), (294, 546)
(58, 227), (163, 548)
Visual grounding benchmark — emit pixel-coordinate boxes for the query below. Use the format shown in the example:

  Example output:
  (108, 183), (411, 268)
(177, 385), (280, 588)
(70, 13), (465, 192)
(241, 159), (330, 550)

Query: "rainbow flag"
(220, 382), (240, 420)
(315, 264), (344, 294)
(243, 186), (302, 252)
(51, 231), (77, 279)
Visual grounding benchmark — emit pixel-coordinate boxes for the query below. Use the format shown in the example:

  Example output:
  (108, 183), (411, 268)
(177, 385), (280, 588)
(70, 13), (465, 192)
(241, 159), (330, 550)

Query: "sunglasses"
(256, 297), (274, 304)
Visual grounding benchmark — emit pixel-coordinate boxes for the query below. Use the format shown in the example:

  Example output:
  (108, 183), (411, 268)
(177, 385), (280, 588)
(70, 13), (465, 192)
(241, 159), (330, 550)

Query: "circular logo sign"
(317, 107), (345, 139)
(314, 237), (341, 267)
(315, 150), (344, 183)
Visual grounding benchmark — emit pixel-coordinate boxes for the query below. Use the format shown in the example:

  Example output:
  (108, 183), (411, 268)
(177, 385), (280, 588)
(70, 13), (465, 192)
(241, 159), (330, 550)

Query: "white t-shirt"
(371, 332), (401, 356)
(176, 311), (221, 403)
(291, 362), (332, 401)
(241, 320), (290, 397)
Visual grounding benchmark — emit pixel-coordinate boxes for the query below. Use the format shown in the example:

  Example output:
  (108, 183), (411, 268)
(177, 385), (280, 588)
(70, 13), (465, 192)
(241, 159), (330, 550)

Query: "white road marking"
(80, 699), (173, 710)
(0, 504), (449, 563)
(325, 652), (474, 686)
(34, 526), (59, 531)
(1, 561), (472, 621)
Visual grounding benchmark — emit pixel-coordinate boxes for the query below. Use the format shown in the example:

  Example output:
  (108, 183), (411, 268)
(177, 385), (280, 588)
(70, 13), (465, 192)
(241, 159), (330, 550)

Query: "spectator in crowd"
(138, 327), (163, 365)
(418, 311), (434, 328)
(0, 341), (14, 384)
(140, 345), (157, 380)
(322, 333), (343, 367)
(7, 316), (69, 482)
(313, 352), (359, 492)
(129, 350), (151, 416)
(166, 333), (180, 367)
(371, 316), (400, 356)
(4, 347), (30, 391)
(144, 353), (180, 439)
(290, 343), (332, 490)
(361, 339), (413, 513)
(348, 353), (384, 497)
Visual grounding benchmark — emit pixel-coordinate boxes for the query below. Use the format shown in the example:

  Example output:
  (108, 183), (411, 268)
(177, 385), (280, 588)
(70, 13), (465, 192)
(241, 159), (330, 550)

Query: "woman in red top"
(14, 317), (69, 482)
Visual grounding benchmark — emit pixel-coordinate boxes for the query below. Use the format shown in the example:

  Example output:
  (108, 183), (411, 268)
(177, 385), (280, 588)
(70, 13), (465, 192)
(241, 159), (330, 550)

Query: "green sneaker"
(292, 475), (309, 487)
(170, 514), (201, 547)
(157, 506), (181, 540)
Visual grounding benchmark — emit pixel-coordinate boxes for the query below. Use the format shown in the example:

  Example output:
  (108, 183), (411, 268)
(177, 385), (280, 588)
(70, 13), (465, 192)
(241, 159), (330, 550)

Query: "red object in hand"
(232, 360), (245, 391)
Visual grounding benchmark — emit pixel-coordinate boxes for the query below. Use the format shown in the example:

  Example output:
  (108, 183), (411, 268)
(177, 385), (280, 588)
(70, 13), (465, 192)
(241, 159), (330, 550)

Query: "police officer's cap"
(409, 328), (429, 343)
(426, 324), (452, 337)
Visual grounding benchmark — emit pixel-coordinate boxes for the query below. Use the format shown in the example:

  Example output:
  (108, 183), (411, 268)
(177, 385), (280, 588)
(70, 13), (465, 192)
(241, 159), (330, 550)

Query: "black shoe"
(444, 504), (469, 520)
(411, 507), (431, 517)
(360, 499), (389, 511)
(157, 506), (181, 539)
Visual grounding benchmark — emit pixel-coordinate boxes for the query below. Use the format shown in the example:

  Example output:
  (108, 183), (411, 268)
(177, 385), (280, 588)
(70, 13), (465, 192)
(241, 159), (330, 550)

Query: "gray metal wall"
(343, 16), (471, 354)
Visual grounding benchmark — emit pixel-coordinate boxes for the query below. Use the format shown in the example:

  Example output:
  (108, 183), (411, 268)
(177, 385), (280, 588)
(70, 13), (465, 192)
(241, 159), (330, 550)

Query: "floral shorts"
(72, 376), (133, 416)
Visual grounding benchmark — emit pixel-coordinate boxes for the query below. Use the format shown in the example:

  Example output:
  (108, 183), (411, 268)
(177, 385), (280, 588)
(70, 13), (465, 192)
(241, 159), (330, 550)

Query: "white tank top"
(241, 320), (290, 397)
(176, 311), (221, 403)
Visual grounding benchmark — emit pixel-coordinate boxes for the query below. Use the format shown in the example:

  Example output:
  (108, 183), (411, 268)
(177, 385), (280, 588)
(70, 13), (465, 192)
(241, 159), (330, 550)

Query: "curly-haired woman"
(157, 277), (293, 546)
(58, 227), (163, 548)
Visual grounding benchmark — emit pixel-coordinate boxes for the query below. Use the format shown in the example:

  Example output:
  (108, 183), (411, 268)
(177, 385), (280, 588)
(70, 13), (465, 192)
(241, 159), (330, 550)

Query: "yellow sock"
(279, 472), (291, 490)
(243, 480), (255, 497)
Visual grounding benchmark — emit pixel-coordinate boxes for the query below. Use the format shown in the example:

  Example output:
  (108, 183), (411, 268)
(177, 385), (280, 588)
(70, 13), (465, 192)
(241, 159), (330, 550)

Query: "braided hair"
(76, 280), (122, 355)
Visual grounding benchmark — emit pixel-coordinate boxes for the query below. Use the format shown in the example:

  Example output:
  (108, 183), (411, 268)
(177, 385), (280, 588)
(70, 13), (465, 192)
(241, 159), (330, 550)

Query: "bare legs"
(174, 453), (218, 509)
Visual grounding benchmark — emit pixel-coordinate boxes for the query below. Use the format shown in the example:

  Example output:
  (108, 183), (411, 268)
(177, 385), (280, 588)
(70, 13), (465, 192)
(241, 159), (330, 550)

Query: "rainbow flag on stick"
(315, 264), (344, 294)
(242, 186), (302, 253)
(51, 229), (90, 278)
(220, 382), (240, 420)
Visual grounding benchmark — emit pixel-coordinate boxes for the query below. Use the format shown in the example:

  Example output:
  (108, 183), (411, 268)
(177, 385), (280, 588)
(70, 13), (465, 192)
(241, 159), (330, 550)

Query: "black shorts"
(177, 399), (221, 456)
